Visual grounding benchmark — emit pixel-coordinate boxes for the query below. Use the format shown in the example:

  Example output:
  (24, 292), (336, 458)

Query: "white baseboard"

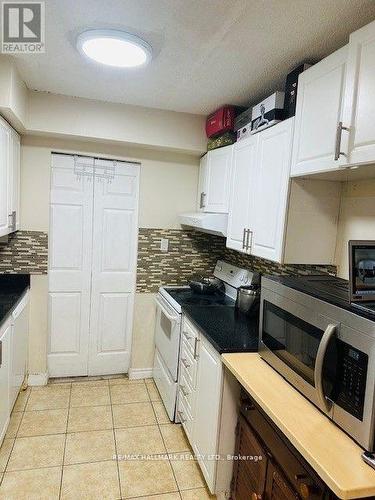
(128, 368), (153, 380)
(28, 372), (49, 386)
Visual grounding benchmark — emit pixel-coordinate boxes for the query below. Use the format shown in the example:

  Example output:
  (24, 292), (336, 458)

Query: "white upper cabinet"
(198, 145), (233, 213)
(0, 120), (10, 237)
(0, 117), (20, 237)
(291, 46), (348, 176)
(227, 118), (341, 264)
(292, 19), (375, 176)
(226, 135), (258, 253)
(252, 119), (293, 262)
(343, 20), (375, 166)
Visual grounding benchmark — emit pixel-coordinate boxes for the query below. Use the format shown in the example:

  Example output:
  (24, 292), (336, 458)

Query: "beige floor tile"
(7, 434), (65, 471)
(68, 405), (113, 432)
(115, 426), (166, 456)
(70, 385), (110, 407)
(0, 466), (62, 500)
(170, 458), (206, 490)
(26, 386), (70, 411)
(110, 383), (149, 404)
(128, 495), (181, 500)
(118, 458), (177, 499)
(109, 377), (145, 385)
(18, 408), (68, 437)
(12, 388), (31, 412)
(71, 379), (109, 387)
(146, 381), (162, 402)
(160, 424), (190, 453)
(112, 402), (157, 428)
(61, 460), (120, 500)
(64, 429), (116, 465)
(180, 488), (216, 499)
(0, 439), (14, 472)
(5, 412), (23, 438)
(152, 401), (170, 424)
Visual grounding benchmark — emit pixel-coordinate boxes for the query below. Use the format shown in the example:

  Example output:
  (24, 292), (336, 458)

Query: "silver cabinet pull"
(181, 358), (190, 369)
(199, 192), (206, 208)
(183, 331), (192, 340)
(242, 228), (246, 250)
(178, 410), (186, 423)
(8, 211), (16, 231)
(180, 385), (189, 397)
(334, 121), (349, 161)
(245, 229), (253, 252)
(193, 337), (200, 360)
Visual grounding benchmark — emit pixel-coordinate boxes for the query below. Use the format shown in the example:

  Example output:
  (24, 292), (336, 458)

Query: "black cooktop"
(165, 287), (235, 307)
(265, 274), (375, 320)
(165, 287), (260, 354)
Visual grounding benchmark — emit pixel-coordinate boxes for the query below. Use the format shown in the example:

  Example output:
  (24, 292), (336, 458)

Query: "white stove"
(152, 260), (259, 421)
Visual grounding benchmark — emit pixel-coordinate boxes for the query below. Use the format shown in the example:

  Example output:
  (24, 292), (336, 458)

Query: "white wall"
(335, 179), (375, 279)
(21, 135), (199, 376)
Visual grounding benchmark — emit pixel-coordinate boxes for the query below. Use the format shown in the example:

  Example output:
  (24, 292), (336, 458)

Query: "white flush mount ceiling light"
(77, 30), (152, 68)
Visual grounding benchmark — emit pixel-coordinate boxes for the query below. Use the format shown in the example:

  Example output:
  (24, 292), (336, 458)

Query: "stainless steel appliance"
(153, 260), (259, 422)
(235, 284), (260, 315)
(259, 275), (375, 451)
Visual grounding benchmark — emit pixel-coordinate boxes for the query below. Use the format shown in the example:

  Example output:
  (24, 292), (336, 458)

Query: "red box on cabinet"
(205, 106), (237, 138)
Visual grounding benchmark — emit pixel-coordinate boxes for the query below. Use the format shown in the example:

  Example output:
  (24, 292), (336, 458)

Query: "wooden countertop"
(222, 352), (375, 500)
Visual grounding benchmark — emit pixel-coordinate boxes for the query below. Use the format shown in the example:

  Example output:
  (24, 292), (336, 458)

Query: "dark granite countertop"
(182, 304), (259, 354)
(0, 275), (30, 327)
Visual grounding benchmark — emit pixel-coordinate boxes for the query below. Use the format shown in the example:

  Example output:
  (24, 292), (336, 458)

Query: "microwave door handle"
(154, 297), (178, 324)
(315, 323), (337, 412)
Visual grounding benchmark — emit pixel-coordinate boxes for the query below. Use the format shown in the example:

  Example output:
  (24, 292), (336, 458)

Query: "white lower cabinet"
(0, 319), (11, 442)
(178, 316), (239, 496)
(0, 290), (29, 445)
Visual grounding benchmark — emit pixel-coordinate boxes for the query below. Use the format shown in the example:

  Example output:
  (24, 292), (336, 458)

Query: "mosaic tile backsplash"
(0, 231), (48, 274)
(136, 229), (336, 293)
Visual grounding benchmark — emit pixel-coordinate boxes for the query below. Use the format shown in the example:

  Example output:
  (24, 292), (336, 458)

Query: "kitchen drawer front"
(177, 391), (193, 440)
(181, 317), (199, 355)
(180, 344), (197, 388)
(179, 369), (194, 414)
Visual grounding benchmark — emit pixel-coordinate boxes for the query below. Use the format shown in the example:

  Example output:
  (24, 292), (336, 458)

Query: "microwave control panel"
(334, 340), (368, 421)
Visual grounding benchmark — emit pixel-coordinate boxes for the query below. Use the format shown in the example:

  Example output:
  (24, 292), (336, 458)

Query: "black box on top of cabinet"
(283, 63), (312, 118)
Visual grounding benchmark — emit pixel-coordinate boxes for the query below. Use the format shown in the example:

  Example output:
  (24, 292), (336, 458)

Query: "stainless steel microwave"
(259, 275), (375, 451)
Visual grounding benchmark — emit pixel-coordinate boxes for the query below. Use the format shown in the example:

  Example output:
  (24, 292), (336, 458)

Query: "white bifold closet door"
(48, 153), (139, 377)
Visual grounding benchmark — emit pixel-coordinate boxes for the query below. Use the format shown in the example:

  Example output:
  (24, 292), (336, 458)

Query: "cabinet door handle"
(334, 121), (349, 161)
(12, 211), (16, 231)
(245, 229), (252, 252)
(181, 358), (190, 369)
(242, 228), (246, 250)
(200, 192), (206, 208)
(177, 410), (186, 423)
(193, 337), (200, 360)
(180, 385), (189, 397)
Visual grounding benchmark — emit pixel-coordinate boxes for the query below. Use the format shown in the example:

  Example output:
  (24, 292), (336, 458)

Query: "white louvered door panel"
(88, 159), (139, 375)
(48, 154), (94, 377)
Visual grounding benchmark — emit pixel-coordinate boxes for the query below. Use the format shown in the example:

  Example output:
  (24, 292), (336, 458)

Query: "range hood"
(179, 212), (228, 237)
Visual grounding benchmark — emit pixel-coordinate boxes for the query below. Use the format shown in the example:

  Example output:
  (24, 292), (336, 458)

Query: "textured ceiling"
(12, 0), (375, 115)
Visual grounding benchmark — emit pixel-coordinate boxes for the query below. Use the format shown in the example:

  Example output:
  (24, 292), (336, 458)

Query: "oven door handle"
(155, 297), (178, 324)
(315, 323), (337, 413)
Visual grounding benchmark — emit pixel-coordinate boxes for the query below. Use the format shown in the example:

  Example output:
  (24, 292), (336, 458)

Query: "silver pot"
(236, 285), (260, 315)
